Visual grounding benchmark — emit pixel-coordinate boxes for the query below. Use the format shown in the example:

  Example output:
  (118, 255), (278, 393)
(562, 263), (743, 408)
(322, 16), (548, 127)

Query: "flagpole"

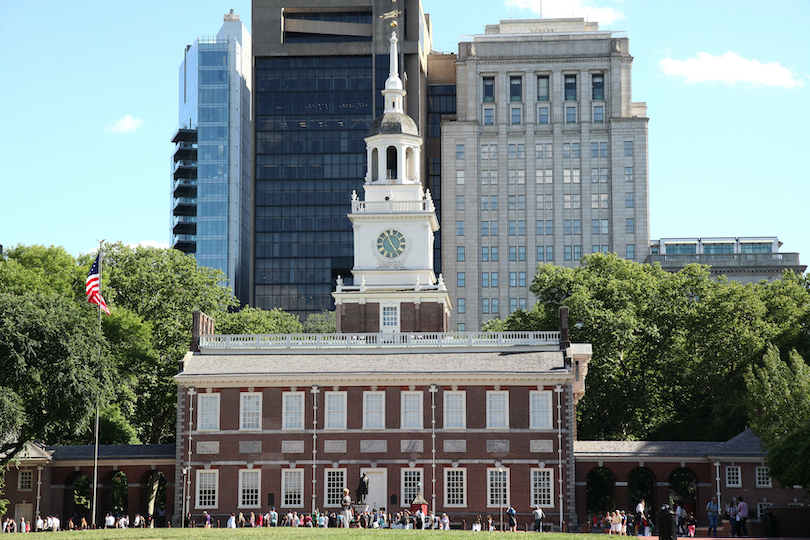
(91, 239), (105, 529)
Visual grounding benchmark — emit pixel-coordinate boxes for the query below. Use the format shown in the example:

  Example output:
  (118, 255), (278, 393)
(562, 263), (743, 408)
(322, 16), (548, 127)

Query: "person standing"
(227, 513), (236, 529)
(533, 506), (545, 532)
(726, 499), (738, 537)
(341, 487), (352, 528)
(705, 496), (719, 537)
(736, 497), (749, 537)
(507, 505), (517, 532)
(635, 500), (645, 536)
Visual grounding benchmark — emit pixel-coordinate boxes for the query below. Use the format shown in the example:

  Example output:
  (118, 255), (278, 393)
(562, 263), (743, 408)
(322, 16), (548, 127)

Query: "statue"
(356, 472), (369, 504)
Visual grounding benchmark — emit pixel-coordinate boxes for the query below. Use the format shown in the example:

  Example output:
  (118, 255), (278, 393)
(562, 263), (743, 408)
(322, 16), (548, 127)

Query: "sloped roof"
(368, 111), (419, 137)
(574, 429), (766, 460)
(47, 444), (175, 461)
(706, 429), (765, 456)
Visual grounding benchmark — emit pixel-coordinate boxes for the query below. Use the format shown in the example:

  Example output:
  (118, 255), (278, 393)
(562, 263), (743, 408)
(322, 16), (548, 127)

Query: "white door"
(381, 305), (399, 334)
(15, 503), (33, 528)
(360, 469), (387, 512)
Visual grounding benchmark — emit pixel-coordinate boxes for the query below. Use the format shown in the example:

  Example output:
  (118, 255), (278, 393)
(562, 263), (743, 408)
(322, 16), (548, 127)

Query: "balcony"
(351, 199), (435, 213)
(172, 216), (196, 236)
(171, 128), (197, 144)
(173, 143), (197, 162)
(173, 178), (197, 198)
(173, 234), (196, 254)
(649, 252), (802, 267)
(173, 160), (197, 181)
(172, 198), (197, 217)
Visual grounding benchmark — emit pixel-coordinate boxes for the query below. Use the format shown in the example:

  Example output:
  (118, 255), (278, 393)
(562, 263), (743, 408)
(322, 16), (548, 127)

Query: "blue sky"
(2, 0), (808, 265)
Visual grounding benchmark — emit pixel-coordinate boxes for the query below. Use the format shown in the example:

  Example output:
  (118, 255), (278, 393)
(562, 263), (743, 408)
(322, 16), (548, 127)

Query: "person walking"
(341, 487), (352, 528)
(533, 506), (545, 532)
(705, 496), (719, 537)
(736, 497), (749, 537)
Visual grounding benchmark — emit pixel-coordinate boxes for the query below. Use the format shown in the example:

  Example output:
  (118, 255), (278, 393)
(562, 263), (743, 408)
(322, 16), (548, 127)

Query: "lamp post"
(181, 467), (188, 528)
(499, 464), (505, 532)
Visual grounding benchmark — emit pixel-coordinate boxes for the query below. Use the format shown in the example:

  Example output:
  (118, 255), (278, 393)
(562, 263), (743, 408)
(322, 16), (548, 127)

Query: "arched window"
(386, 146), (398, 180)
(405, 147), (415, 181)
(586, 467), (616, 515)
(372, 148), (379, 181)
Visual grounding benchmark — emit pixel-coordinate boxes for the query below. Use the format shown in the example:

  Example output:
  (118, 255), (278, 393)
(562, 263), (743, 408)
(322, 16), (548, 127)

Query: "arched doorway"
(586, 467), (615, 516)
(371, 148), (379, 181)
(669, 467), (698, 514)
(109, 471), (128, 516)
(63, 471), (91, 525)
(141, 470), (168, 527)
(386, 146), (397, 180)
(628, 467), (656, 518)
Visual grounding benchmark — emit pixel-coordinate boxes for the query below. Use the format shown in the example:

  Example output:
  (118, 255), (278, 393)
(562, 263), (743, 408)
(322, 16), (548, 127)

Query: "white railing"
(351, 200), (435, 213)
(199, 331), (560, 350)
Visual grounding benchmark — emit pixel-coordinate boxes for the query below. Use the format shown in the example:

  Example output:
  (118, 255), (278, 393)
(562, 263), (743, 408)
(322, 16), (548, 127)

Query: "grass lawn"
(49, 528), (588, 540)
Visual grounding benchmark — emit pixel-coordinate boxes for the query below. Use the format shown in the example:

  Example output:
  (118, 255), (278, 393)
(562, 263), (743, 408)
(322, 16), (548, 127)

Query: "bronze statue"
(356, 472), (369, 504)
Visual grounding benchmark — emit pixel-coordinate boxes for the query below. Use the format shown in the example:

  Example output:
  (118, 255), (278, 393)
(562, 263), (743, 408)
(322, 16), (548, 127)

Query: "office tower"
(171, 11), (252, 302)
(442, 19), (650, 331)
(252, 0), (432, 319)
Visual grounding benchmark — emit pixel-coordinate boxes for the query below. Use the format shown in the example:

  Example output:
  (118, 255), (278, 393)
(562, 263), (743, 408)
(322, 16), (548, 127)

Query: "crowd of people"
(1, 512), (157, 533)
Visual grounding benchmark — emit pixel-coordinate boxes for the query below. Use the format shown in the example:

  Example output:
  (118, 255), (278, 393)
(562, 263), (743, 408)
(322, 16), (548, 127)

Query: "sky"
(2, 0), (808, 264)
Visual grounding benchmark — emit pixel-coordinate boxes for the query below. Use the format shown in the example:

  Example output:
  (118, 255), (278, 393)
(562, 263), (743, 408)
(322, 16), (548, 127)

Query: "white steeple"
(383, 31), (405, 113)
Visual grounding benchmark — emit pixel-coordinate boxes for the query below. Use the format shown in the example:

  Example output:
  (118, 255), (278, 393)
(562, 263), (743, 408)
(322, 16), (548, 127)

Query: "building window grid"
(444, 391), (466, 429)
(18, 470), (32, 491)
(445, 468), (467, 507)
(488, 468), (510, 507)
(324, 391), (347, 430)
(457, 246), (465, 261)
(726, 466), (742, 488)
(531, 469), (554, 507)
(458, 298), (466, 314)
(402, 391), (423, 429)
(456, 144), (465, 159)
(239, 470), (260, 508)
(325, 469), (346, 507)
(482, 298), (490, 313)
(363, 391), (385, 429)
(198, 394), (220, 431)
(282, 469), (304, 507)
(487, 391), (509, 428)
(240, 393), (262, 430)
(530, 391), (552, 429)
(756, 466), (772, 488)
(196, 470), (218, 509)
(402, 469), (423, 507)
(283, 391), (305, 430)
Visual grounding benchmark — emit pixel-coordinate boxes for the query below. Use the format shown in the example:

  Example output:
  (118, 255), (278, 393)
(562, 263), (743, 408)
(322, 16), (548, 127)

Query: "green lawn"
(50, 528), (589, 540)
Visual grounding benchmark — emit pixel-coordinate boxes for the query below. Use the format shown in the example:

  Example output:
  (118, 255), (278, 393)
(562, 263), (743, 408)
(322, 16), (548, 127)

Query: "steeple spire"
(383, 31), (405, 113)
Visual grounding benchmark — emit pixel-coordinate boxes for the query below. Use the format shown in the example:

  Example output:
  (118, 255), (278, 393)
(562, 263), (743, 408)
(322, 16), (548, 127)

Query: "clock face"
(377, 229), (406, 258)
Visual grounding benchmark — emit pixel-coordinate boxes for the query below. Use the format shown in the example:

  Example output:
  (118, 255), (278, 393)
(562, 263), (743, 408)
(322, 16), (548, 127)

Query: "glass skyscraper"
(171, 11), (252, 302)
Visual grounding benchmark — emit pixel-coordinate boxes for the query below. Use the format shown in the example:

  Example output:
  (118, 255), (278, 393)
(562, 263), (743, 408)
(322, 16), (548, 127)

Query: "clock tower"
(333, 31), (451, 334)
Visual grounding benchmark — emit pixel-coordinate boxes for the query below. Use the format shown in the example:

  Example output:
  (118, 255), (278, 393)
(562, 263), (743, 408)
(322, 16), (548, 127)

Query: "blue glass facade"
(427, 84), (456, 275)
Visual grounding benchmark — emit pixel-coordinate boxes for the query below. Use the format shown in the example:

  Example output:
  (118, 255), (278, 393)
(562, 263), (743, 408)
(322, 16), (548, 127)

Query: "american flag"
(86, 254), (111, 315)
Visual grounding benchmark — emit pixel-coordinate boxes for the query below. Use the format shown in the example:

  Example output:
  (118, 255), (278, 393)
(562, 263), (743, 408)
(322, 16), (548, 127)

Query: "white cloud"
(660, 51), (803, 88)
(127, 240), (171, 250)
(107, 114), (144, 133)
(504, 0), (625, 25)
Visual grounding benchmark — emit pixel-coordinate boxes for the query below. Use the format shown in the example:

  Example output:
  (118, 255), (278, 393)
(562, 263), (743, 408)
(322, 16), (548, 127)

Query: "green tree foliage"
(215, 306), (303, 335)
(766, 424), (810, 492)
(0, 244), (84, 297)
(489, 253), (810, 441)
(303, 310), (337, 333)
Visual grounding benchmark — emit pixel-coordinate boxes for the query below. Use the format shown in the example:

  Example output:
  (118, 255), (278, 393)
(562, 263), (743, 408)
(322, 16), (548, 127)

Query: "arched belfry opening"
(387, 146), (398, 180)
(405, 147), (415, 181)
(371, 148), (379, 181)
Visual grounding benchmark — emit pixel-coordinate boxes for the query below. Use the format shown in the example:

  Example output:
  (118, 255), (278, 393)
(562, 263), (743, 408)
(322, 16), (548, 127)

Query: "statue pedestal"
(353, 504), (369, 514)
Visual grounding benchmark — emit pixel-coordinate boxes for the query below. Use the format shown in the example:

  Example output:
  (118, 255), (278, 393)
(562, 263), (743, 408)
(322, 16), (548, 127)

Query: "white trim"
(324, 391), (347, 430)
(282, 468), (305, 508)
(487, 467), (510, 508)
(444, 467), (467, 507)
(725, 465), (741, 488)
(401, 467), (423, 507)
(401, 390), (424, 429)
(363, 391), (386, 430)
(529, 390), (552, 429)
(487, 390), (509, 429)
(17, 470), (33, 491)
(238, 469), (261, 508)
(197, 393), (220, 431)
(282, 391), (305, 430)
(756, 466), (772, 488)
(380, 304), (400, 333)
(323, 468), (347, 507)
(530, 468), (554, 507)
(239, 392), (262, 431)
(195, 469), (219, 509)
(443, 390), (466, 429)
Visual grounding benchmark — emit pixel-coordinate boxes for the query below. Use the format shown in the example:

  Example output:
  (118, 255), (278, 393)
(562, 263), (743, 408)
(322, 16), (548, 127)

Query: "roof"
(177, 350), (571, 386)
(368, 111), (419, 137)
(707, 429), (766, 457)
(575, 429), (766, 460)
(47, 444), (175, 461)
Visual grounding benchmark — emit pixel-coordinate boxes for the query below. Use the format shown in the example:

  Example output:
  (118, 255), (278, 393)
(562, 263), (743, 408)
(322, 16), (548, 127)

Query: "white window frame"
(282, 468), (305, 508)
(443, 390), (466, 429)
(530, 390), (553, 429)
(726, 466), (742, 488)
(381, 304), (400, 333)
(487, 390), (509, 429)
(282, 391), (305, 430)
(238, 469), (261, 508)
(324, 468), (347, 508)
(530, 468), (554, 507)
(195, 469), (219, 509)
(401, 390), (423, 429)
(197, 393), (220, 431)
(363, 391), (386, 429)
(756, 466), (772, 488)
(324, 391), (347, 430)
(444, 468), (467, 507)
(17, 470), (33, 491)
(401, 468), (423, 507)
(240, 392), (262, 431)
(487, 467), (510, 508)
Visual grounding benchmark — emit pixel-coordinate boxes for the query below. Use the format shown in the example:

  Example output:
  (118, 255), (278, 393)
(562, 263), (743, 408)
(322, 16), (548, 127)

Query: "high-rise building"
(171, 11), (252, 302)
(251, 0), (432, 319)
(441, 19), (650, 331)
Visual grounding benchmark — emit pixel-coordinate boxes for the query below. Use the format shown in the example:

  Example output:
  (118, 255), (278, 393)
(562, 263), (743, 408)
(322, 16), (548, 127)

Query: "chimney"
(558, 305), (570, 349)
(190, 311), (216, 353)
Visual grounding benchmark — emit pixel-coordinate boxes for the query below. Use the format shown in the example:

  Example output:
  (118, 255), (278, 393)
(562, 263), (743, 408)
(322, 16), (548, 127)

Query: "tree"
(215, 306), (303, 335)
(767, 424), (810, 492)
(303, 310), (337, 333)
(0, 244), (84, 298)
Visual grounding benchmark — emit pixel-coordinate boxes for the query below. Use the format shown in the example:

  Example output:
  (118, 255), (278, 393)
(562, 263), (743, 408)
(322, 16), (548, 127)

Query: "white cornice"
(176, 373), (573, 388)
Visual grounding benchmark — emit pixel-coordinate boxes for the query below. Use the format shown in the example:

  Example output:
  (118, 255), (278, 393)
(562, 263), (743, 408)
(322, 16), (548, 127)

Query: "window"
(536, 142), (552, 159)
(564, 220), (572, 234)
(509, 221), (516, 235)
(536, 169), (552, 184)
(482, 298), (490, 313)
(509, 246), (516, 261)
(481, 145), (489, 160)
(509, 272), (517, 287)
(564, 143), (571, 158)
(517, 170), (525, 184)
(573, 219), (581, 235)
(594, 106), (604, 123)
(511, 108), (521, 125)
(546, 246), (554, 261)
(601, 219), (609, 235)
(518, 221), (526, 235)
(198, 394), (220, 431)
(17, 470), (32, 491)
(625, 167), (634, 182)
(545, 221), (553, 235)
(382, 305), (399, 332)
(545, 194), (553, 210)
(458, 323), (466, 331)
(458, 298), (466, 314)
(600, 142), (608, 157)
(601, 168), (608, 183)
(592, 74), (604, 100)
(726, 466), (741, 488)
(591, 168), (598, 183)
(402, 469), (423, 507)
(626, 218), (634, 234)
(592, 245), (600, 254)
(325, 391), (347, 429)
(756, 466), (772, 488)
(196, 470), (218, 509)
(481, 170), (489, 184)
(530, 391), (552, 428)
(456, 170), (465, 185)
(566, 107), (576, 123)
(510, 76), (522, 101)
(491, 272), (499, 287)
(487, 391), (509, 428)
(240, 393), (262, 430)
(484, 108), (494, 125)
(456, 144), (465, 159)
(591, 195), (599, 209)
(537, 246), (544, 261)
(565, 245), (572, 261)
(401, 391), (423, 429)
(457, 221), (465, 236)
(481, 222), (489, 236)
(491, 298), (500, 313)
(508, 144), (516, 158)
(538, 107), (549, 124)
(592, 219), (600, 234)
(483, 77), (494, 102)
(457, 272), (465, 287)
(491, 196), (498, 210)
(363, 391), (385, 429)
(517, 144), (525, 158)
(531, 469), (553, 507)
(625, 193), (634, 208)
(490, 145), (498, 159)
(519, 272), (527, 287)
(491, 247), (499, 261)
(445, 468), (467, 506)
(482, 247), (489, 261)
(602, 193), (609, 208)
(444, 391), (466, 429)
(574, 245), (582, 260)
(508, 196), (516, 209)
(537, 75), (549, 101)
(457, 195), (465, 210)
(282, 469), (304, 507)
(625, 141), (634, 156)
(626, 244), (635, 261)
(590, 142), (598, 157)
(283, 391), (304, 429)
(602, 245), (610, 253)
(564, 75), (577, 100)
(457, 246), (465, 261)
(481, 196), (489, 210)
(491, 221), (499, 235)
(488, 468), (510, 507)
(519, 298), (527, 310)
(325, 469), (346, 507)
(239, 470), (260, 508)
